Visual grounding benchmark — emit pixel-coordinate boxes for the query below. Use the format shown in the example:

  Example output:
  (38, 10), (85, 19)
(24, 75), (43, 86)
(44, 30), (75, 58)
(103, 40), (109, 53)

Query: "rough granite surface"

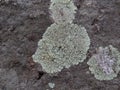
(0, 0), (120, 90)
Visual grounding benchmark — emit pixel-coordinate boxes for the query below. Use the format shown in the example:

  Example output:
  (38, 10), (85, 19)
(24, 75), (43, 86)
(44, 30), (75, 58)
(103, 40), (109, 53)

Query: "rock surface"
(0, 0), (120, 90)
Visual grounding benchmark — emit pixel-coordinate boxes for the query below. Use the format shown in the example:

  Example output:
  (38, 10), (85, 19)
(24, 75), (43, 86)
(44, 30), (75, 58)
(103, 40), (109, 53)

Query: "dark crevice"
(37, 71), (45, 80)
(91, 18), (99, 25)
(76, 4), (81, 9)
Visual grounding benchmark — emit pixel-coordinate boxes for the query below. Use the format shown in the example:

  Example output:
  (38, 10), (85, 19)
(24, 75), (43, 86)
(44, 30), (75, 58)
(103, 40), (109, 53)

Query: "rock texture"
(0, 0), (120, 90)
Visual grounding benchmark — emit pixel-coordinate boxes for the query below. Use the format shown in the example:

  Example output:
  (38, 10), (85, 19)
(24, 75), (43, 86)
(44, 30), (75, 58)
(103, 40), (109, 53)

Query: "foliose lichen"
(32, 0), (90, 73)
(51, 0), (71, 4)
(87, 45), (120, 80)
(32, 23), (90, 73)
(49, 0), (77, 23)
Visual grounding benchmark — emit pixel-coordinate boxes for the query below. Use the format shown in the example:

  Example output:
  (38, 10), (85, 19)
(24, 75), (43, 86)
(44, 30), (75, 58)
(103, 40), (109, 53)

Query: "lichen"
(49, 0), (77, 23)
(48, 82), (55, 89)
(32, 0), (90, 73)
(51, 0), (71, 4)
(87, 45), (120, 80)
(32, 23), (90, 73)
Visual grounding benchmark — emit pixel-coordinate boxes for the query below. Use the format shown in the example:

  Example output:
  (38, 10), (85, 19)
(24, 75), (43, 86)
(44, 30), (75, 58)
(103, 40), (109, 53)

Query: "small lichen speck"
(48, 82), (55, 89)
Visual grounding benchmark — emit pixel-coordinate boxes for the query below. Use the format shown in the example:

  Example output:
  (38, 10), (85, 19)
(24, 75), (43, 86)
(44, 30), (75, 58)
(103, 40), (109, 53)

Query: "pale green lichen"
(51, 0), (71, 4)
(48, 82), (55, 89)
(32, 0), (90, 73)
(87, 45), (120, 80)
(32, 23), (90, 73)
(49, 0), (77, 23)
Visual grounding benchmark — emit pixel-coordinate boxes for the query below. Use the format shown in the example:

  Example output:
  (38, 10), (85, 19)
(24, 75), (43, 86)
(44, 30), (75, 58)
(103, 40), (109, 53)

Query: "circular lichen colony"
(87, 45), (120, 80)
(32, 23), (90, 73)
(49, 1), (77, 24)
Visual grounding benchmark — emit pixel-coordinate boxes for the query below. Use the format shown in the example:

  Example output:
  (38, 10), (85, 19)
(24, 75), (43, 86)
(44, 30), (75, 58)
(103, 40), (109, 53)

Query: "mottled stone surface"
(0, 0), (120, 90)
